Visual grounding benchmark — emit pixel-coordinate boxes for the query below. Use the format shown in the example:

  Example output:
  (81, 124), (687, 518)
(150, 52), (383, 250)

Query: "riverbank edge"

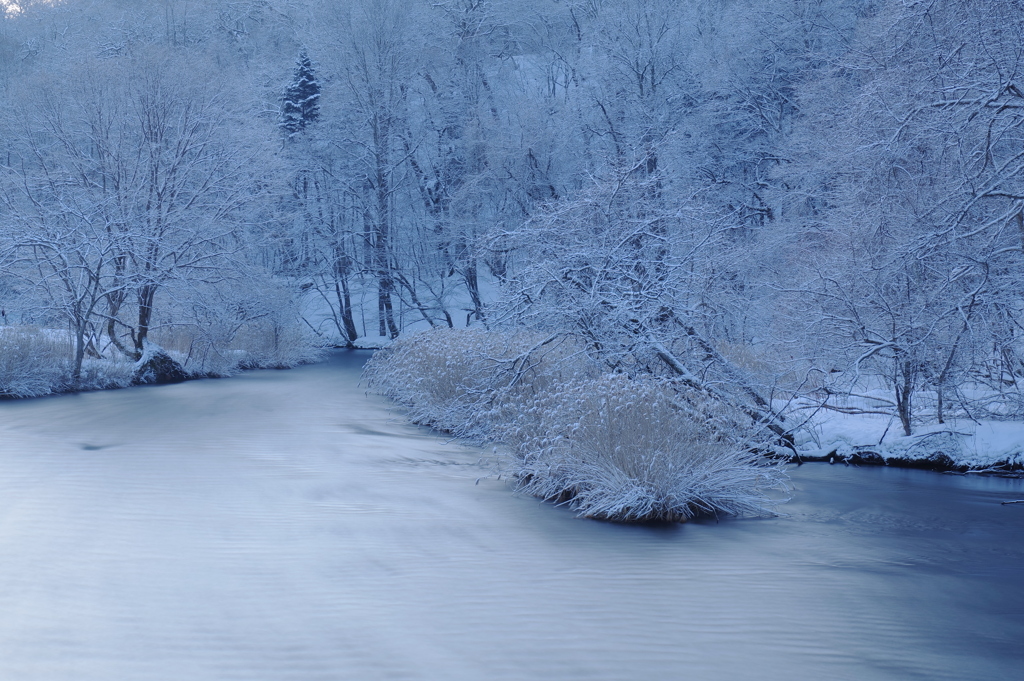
(786, 448), (1024, 477)
(8, 344), (1022, 480)
(0, 344), (337, 401)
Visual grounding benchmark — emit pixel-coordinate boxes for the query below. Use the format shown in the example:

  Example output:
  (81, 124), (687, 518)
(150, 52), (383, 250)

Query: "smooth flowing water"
(0, 351), (1022, 681)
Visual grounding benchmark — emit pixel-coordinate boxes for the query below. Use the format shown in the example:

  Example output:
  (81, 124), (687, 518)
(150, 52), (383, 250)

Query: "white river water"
(0, 351), (1022, 680)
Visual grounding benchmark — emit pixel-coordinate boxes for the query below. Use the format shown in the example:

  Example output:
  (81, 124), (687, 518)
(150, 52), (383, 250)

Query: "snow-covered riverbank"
(0, 326), (324, 399)
(790, 410), (1024, 474)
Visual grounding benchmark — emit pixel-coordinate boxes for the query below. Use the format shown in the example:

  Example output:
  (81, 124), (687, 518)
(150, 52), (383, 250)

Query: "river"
(0, 351), (1021, 680)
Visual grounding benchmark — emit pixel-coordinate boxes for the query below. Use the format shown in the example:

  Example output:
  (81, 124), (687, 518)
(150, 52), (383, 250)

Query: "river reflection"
(0, 351), (1021, 680)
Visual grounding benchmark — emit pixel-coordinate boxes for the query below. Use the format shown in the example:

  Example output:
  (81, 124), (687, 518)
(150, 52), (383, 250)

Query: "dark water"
(0, 351), (1021, 680)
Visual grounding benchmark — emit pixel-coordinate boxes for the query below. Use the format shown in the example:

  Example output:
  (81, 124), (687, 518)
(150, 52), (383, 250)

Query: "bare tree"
(2, 40), (283, 361)
(0, 172), (126, 383)
(782, 0), (1024, 434)
(492, 174), (787, 438)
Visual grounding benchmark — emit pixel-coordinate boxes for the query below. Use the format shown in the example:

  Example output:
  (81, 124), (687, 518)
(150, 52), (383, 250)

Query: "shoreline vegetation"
(363, 328), (1024, 522)
(365, 327), (787, 523)
(0, 324), (325, 399)
(5, 324), (1021, 525)
(791, 447), (1024, 477)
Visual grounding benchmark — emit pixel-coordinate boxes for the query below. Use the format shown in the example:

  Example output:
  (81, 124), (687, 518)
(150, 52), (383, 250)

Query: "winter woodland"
(3, 0), (1024, 518)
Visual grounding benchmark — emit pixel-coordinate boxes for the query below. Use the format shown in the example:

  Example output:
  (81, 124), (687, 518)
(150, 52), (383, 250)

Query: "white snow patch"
(352, 336), (392, 350)
(790, 406), (1024, 470)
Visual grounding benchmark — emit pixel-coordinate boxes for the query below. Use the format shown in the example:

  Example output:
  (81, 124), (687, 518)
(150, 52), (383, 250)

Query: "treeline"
(2, 0), (1024, 439)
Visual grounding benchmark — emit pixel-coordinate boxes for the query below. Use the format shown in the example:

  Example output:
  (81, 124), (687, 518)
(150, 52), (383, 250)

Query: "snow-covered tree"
(491, 174), (788, 440)
(1, 41), (286, 360)
(281, 51), (321, 137)
(781, 0), (1024, 434)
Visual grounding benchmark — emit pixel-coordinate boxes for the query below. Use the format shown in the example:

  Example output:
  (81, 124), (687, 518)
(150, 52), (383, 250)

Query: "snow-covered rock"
(132, 343), (189, 385)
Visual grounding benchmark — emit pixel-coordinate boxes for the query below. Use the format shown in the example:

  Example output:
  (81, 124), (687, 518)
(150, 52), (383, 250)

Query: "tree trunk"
(464, 257), (485, 325)
(135, 284), (158, 355)
(105, 290), (138, 360)
(895, 360), (914, 437)
(72, 321), (86, 387)
(333, 278), (358, 344)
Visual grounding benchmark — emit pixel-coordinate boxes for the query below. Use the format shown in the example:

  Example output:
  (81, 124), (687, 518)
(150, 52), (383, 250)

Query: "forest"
(3, 0), (1024, 518)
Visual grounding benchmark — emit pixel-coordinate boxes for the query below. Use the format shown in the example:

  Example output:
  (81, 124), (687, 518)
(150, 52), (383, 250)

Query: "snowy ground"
(352, 335), (392, 350)
(789, 407), (1024, 473)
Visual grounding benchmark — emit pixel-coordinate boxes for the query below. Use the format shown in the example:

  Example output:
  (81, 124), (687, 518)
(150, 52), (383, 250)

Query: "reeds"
(0, 327), (73, 397)
(364, 328), (788, 522)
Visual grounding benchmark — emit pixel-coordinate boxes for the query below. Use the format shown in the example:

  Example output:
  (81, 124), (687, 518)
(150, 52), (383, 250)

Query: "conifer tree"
(281, 51), (320, 137)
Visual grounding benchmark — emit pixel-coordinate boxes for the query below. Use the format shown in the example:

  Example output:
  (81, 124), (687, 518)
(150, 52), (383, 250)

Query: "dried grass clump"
(504, 374), (786, 521)
(362, 326), (593, 439)
(152, 317), (324, 377)
(77, 357), (135, 390)
(231, 318), (326, 370)
(364, 328), (788, 522)
(0, 327), (72, 397)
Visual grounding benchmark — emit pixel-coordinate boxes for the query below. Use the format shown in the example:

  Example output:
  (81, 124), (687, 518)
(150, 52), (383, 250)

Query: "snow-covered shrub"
(77, 356), (135, 390)
(154, 317), (324, 376)
(0, 327), (72, 397)
(374, 327), (597, 433)
(363, 326), (595, 438)
(148, 323), (231, 376)
(504, 374), (787, 521)
(364, 328), (788, 522)
(152, 279), (325, 376)
(230, 316), (325, 370)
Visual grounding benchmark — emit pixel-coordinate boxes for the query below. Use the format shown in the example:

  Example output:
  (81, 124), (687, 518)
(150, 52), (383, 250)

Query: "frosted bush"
(505, 374), (787, 521)
(147, 275), (324, 376)
(0, 327), (141, 396)
(362, 327), (596, 438)
(364, 328), (788, 522)
(363, 327), (492, 435)
(0, 327), (73, 397)
(77, 357), (135, 390)
(231, 318), (326, 370)
(153, 315), (324, 376)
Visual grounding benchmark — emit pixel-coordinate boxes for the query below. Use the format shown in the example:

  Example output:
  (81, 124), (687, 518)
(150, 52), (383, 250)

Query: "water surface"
(1, 352), (1021, 680)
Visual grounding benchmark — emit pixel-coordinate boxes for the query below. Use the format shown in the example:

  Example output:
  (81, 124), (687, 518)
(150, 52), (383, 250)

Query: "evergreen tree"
(281, 51), (320, 137)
